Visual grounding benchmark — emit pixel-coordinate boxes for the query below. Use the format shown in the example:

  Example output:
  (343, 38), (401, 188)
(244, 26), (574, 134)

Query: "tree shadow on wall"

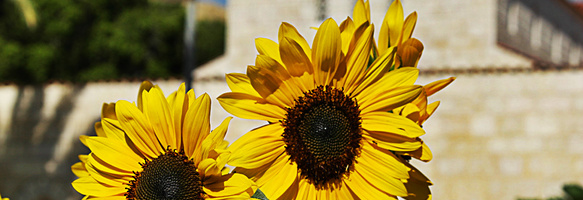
(0, 83), (95, 200)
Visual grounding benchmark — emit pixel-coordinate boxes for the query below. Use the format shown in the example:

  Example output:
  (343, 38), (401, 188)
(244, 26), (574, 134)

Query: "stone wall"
(415, 69), (583, 199)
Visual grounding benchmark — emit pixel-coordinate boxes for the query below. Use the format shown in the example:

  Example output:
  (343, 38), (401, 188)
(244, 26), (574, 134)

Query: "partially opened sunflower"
(216, 0), (449, 199)
(71, 81), (256, 199)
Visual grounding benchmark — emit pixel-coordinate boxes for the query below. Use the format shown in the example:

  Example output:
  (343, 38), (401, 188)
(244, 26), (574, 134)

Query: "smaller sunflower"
(0, 193), (8, 200)
(71, 81), (256, 199)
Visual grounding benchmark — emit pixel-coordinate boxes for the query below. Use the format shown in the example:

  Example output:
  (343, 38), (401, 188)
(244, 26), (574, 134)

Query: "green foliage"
(195, 20), (225, 66)
(0, 0), (225, 84)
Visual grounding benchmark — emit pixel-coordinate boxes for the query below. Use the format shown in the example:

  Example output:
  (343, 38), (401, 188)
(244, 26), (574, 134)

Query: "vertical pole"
(184, 0), (196, 91)
(318, 0), (327, 21)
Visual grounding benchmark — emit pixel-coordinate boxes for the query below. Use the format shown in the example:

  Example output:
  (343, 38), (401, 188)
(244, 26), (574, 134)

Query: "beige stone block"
(500, 115), (524, 135)
(509, 179), (543, 199)
(510, 137), (543, 153)
(470, 114), (497, 136)
(574, 157), (583, 174)
(467, 156), (496, 176)
(524, 114), (560, 137)
(506, 96), (534, 114)
(538, 96), (571, 112)
(568, 134), (583, 154)
(437, 157), (466, 176)
(498, 156), (524, 176)
(483, 96), (506, 114)
(573, 97), (583, 111)
(487, 138), (509, 153)
(449, 179), (487, 200)
(527, 156), (566, 177)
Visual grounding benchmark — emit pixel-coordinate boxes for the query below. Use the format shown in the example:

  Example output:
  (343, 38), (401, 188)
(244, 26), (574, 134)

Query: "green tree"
(0, 0), (225, 84)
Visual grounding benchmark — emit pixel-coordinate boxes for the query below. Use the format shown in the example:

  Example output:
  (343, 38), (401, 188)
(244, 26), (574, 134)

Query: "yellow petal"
(424, 77), (455, 96)
(166, 83), (187, 148)
(398, 38), (423, 68)
(362, 111), (425, 138)
(84, 195), (126, 199)
(203, 173), (256, 198)
(359, 67), (419, 98)
(400, 103), (421, 123)
(225, 73), (261, 97)
(137, 81), (154, 111)
(330, 181), (358, 199)
(86, 137), (142, 172)
(198, 158), (220, 179)
(279, 37), (314, 77)
(85, 160), (129, 187)
(352, 0), (370, 26)
(87, 153), (134, 177)
(195, 117), (231, 164)
(72, 176), (126, 197)
(254, 157), (297, 199)
(141, 86), (177, 149)
(278, 178), (300, 199)
(312, 18), (342, 85)
(399, 12), (418, 45)
(254, 55), (303, 107)
(72, 162), (89, 178)
(359, 142), (410, 180)
(94, 122), (106, 138)
(251, 155), (297, 200)
(217, 92), (286, 122)
(100, 118), (124, 141)
(227, 123), (285, 169)
(297, 179), (315, 199)
(101, 103), (117, 120)
(115, 100), (161, 157)
(183, 93), (211, 157)
(339, 17), (356, 54)
(419, 101), (440, 125)
(346, 169), (400, 199)
(363, 130), (422, 152)
(343, 24), (374, 93)
(347, 144), (409, 199)
(402, 142), (433, 162)
(402, 161), (432, 199)
(247, 64), (286, 106)
(278, 22), (312, 61)
(358, 85), (422, 114)
(385, 0), (404, 47)
(256, 37), (282, 64)
(352, 46), (397, 96)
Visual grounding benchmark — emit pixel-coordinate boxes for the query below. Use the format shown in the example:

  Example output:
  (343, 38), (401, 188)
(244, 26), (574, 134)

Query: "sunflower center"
(282, 85), (362, 188)
(126, 149), (204, 200)
(300, 104), (351, 160)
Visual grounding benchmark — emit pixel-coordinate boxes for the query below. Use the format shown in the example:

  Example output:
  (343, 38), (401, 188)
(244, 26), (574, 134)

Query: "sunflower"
(71, 81), (256, 199)
(217, 1), (436, 199)
(0, 193), (8, 200)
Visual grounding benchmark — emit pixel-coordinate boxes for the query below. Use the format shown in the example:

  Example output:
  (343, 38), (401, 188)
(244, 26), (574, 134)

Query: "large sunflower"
(218, 0), (436, 199)
(71, 81), (256, 199)
(0, 193), (8, 200)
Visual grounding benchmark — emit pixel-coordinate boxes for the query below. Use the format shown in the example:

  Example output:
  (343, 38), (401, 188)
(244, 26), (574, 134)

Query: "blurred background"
(0, 0), (582, 199)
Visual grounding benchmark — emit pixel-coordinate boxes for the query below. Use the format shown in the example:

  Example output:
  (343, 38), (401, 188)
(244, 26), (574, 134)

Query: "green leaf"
(251, 188), (269, 200)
